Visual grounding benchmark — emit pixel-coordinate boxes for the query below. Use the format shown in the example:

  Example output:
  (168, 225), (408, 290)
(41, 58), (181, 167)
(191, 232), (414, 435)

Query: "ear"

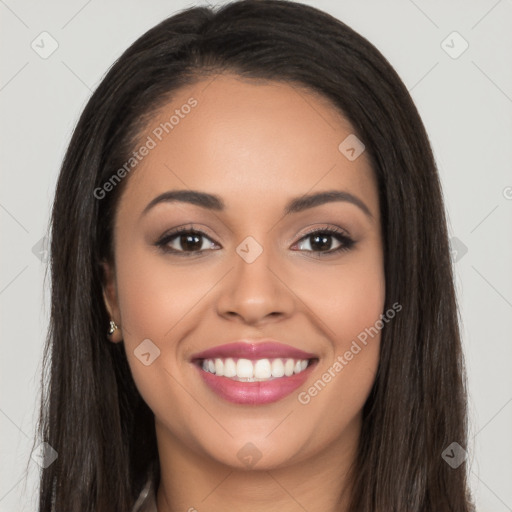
(101, 260), (123, 343)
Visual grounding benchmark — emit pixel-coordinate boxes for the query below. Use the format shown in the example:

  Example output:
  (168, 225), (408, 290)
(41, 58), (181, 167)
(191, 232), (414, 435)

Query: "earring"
(108, 320), (118, 335)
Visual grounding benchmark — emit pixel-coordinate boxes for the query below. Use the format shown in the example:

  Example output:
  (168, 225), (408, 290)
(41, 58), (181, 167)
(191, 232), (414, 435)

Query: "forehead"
(117, 73), (378, 219)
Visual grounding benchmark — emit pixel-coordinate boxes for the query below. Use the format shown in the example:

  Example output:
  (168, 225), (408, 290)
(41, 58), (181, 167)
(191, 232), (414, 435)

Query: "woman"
(35, 0), (474, 510)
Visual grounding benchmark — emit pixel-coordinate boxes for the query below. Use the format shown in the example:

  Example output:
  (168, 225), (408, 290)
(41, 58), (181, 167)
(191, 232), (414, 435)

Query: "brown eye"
(293, 228), (355, 254)
(176, 232), (203, 252)
(156, 228), (218, 255)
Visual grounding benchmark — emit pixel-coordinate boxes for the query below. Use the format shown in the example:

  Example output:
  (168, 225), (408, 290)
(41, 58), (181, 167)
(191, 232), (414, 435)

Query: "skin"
(103, 73), (385, 512)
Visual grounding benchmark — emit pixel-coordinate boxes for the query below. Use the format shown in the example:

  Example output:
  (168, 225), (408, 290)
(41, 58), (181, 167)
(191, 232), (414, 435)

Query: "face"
(103, 73), (385, 471)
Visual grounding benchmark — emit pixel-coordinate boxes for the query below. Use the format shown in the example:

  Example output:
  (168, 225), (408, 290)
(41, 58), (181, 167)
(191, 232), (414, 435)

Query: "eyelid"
(156, 224), (218, 243)
(155, 223), (355, 256)
(155, 224), (219, 252)
(291, 225), (355, 255)
(297, 224), (352, 240)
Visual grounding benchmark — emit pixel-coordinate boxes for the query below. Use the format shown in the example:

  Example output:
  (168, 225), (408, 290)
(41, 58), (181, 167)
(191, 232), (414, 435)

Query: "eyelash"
(155, 225), (355, 257)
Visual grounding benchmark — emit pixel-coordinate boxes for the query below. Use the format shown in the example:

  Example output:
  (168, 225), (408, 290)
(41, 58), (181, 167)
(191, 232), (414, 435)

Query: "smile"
(190, 340), (318, 405)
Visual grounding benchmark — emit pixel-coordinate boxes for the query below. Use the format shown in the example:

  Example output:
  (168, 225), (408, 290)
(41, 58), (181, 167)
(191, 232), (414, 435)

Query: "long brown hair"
(35, 1), (473, 510)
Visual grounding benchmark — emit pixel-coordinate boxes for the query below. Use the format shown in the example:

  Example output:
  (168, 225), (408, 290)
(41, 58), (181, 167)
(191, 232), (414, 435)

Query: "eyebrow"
(141, 189), (373, 218)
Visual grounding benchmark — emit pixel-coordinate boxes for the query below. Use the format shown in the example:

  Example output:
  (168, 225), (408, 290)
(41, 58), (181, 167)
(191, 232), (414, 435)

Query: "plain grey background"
(1, 0), (511, 510)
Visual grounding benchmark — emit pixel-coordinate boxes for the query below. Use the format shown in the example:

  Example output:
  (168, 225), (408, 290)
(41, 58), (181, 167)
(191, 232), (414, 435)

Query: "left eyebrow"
(140, 189), (373, 219)
(284, 190), (373, 218)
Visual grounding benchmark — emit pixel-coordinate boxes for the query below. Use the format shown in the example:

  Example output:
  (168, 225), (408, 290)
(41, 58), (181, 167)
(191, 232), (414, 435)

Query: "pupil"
(311, 234), (331, 251)
(181, 233), (202, 251)
(177, 233), (334, 252)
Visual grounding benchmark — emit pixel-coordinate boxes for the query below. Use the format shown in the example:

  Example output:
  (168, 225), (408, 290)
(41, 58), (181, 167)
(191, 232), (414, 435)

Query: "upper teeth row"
(201, 358), (309, 380)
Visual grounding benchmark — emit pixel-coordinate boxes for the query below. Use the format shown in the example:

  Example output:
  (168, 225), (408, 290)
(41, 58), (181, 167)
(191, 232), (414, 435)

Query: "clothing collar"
(132, 476), (158, 512)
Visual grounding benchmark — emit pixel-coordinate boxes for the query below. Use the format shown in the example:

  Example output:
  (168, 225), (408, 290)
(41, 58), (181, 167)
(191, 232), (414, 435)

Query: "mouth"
(197, 356), (315, 382)
(190, 340), (319, 405)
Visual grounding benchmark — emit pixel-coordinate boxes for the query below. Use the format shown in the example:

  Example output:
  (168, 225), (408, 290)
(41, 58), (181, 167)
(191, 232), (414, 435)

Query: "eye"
(155, 225), (355, 257)
(155, 226), (219, 256)
(293, 227), (355, 255)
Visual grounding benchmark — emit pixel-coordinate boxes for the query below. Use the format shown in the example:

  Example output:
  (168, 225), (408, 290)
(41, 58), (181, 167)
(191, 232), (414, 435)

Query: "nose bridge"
(234, 236), (275, 288)
(216, 234), (294, 323)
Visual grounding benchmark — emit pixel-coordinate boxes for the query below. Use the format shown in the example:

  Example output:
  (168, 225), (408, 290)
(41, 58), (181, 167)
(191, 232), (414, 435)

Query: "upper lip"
(190, 340), (317, 361)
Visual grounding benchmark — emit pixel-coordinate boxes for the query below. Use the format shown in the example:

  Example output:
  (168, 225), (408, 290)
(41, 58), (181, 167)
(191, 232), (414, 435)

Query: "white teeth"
(214, 358), (224, 377)
(236, 358), (254, 378)
(200, 357), (311, 381)
(271, 359), (285, 377)
(223, 358), (237, 377)
(254, 359), (272, 379)
(284, 358), (294, 377)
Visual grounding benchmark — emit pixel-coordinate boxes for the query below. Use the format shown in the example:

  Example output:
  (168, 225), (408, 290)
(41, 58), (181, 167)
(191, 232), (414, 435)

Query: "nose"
(215, 243), (296, 326)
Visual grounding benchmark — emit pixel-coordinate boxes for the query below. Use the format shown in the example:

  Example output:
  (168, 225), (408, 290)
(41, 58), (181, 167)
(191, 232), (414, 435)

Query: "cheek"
(115, 246), (213, 340)
(291, 339), (380, 464)
(299, 245), (385, 346)
(113, 245), (222, 416)
(322, 269), (385, 342)
(289, 246), (385, 442)
(113, 247), (182, 401)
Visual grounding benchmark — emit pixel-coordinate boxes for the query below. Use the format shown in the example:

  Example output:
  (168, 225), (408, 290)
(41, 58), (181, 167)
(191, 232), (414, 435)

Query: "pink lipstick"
(190, 340), (318, 405)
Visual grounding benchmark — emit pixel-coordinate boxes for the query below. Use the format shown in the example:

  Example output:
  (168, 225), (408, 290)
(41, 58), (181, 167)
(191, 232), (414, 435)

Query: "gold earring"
(108, 320), (118, 335)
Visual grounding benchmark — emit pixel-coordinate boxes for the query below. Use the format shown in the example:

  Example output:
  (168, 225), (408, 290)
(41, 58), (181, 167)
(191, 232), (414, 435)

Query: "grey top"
(131, 477), (158, 512)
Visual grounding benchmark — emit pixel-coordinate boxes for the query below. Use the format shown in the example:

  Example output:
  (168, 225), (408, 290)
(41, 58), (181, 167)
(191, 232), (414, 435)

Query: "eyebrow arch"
(141, 189), (373, 219)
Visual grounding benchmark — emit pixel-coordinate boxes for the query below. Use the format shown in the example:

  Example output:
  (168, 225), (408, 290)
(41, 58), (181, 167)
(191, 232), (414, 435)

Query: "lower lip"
(195, 361), (317, 405)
